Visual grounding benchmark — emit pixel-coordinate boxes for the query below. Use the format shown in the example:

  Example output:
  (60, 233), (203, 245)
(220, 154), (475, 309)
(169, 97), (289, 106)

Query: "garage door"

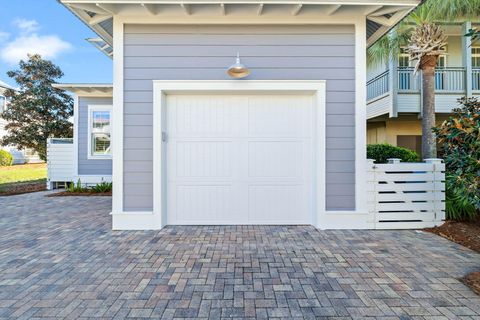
(166, 94), (314, 225)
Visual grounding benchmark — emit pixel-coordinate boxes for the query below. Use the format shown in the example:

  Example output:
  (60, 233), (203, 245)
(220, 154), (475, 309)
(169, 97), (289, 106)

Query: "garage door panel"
(174, 141), (234, 178)
(247, 96), (312, 137)
(166, 94), (314, 225)
(248, 141), (303, 178)
(169, 184), (241, 224)
(248, 185), (311, 224)
(168, 95), (242, 137)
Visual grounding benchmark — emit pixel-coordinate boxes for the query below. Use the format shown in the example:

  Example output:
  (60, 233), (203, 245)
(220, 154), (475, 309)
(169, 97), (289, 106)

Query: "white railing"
(473, 68), (480, 92)
(435, 68), (465, 92)
(367, 158), (445, 229)
(367, 70), (389, 101)
(398, 67), (421, 92)
(47, 138), (74, 189)
(398, 67), (466, 93)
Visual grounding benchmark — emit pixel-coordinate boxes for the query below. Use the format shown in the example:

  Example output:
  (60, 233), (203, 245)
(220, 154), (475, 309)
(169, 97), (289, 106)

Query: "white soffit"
(59, 0), (421, 51)
(52, 83), (113, 96)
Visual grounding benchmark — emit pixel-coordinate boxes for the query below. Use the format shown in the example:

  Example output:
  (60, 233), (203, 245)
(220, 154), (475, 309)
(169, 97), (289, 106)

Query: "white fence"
(367, 158), (445, 229)
(47, 138), (74, 189)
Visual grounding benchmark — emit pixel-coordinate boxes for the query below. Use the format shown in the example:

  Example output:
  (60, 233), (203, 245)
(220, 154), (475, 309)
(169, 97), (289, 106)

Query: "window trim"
(472, 46), (480, 68)
(87, 105), (112, 160)
(398, 46), (447, 68)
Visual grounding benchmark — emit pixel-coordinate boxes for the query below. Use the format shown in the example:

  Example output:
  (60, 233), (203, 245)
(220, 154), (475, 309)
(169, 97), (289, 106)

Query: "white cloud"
(0, 19), (72, 65)
(1, 34), (72, 64)
(13, 19), (40, 34)
(0, 31), (10, 42)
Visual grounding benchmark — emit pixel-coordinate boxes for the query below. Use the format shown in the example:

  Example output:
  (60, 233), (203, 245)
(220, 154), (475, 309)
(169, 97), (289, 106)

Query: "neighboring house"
(367, 21), (480, 155)
(56, 0), (421, 230)
(0, 80), (41, 164)
(48, 84), (112, 189)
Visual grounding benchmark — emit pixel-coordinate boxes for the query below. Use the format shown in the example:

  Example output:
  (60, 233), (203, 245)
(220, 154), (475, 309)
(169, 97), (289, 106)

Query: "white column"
(388, 56), (399, 117)
(462, 22), (473, 98)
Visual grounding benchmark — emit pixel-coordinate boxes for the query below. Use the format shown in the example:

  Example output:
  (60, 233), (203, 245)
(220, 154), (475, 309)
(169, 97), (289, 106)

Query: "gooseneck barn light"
(227, 53), (250, 78)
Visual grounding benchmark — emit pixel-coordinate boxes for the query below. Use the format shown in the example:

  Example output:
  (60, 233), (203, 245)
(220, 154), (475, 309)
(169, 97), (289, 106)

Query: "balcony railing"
(398, 67), (466, 93)
(473, 68), (480, 92)
(367, 70), (389, 101)
(367, 67), (480, 101)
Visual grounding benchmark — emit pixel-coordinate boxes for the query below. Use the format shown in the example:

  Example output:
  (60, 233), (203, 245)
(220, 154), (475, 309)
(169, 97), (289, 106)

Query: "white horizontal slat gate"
(47, 138), (74, 189)
(367, 158), (446, 229)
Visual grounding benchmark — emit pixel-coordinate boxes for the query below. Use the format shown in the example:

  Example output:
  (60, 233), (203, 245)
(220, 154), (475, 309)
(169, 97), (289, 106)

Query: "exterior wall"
(123, 24), (356, 212)
(397, 94), (464, 114)
(78, 96), (112, 175)
(367, 122), (387, 145)
(445, 36), (462, 67)
(367, 116), (450, 146)
(367, 94), (390, 118)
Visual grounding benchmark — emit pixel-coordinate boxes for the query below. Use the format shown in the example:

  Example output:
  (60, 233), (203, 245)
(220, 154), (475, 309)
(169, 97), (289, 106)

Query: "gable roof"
(60, 0), (422, 57)
(0, 80), (14, 90)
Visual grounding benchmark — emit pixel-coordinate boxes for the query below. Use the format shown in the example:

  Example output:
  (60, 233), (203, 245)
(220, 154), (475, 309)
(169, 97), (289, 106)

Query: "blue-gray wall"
(123, 24), (356, 211)
(78, 96), (113, 176)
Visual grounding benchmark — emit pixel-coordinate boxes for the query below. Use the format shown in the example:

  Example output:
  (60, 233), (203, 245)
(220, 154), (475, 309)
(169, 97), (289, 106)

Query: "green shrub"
(367, 144), (419, 164)
(445, 175), (478, 221)
(434, 97), (480, 221)
(91, 181), (112, 193)
(0, 150), (13, 166)
(67, 179), (88, 193)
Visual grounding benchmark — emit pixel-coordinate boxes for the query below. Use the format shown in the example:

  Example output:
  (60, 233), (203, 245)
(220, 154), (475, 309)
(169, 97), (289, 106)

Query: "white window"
(0, 96), (6, 113)
(398, 46), (447, 68)
(472, 47), (480, 67)
(88, 105), (112, 159)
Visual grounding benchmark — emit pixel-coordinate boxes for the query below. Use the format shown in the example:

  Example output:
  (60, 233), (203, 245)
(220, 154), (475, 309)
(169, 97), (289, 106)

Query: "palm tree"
(368, 0), (480, 159)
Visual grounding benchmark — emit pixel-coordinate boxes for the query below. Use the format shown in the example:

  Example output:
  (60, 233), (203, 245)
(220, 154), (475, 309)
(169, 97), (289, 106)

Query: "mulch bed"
(461, 272), (480, 295)
(425, 219), (480, 296)
(425, 220), (480, 253)
(46, 191), (112, 197)
(0, 182), (46, 196)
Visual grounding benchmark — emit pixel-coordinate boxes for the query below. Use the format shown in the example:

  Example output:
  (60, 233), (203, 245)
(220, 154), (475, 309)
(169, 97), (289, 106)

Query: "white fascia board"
(61, 0), (420, 5)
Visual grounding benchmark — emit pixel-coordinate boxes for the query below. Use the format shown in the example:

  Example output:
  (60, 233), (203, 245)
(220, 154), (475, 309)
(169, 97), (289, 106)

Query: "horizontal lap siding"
(123, 24), (356, 211)
(78, 97), (113, 175)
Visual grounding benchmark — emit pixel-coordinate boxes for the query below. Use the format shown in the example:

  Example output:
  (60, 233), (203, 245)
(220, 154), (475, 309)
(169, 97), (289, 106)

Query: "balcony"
(367, 67), (480, 119)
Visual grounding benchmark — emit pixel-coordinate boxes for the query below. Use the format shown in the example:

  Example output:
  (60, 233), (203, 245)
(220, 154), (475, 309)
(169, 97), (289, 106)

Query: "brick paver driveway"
(1, 192), (479, 319)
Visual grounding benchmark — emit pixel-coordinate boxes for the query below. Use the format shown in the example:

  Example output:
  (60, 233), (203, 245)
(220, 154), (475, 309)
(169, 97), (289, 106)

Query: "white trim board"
(73, 95), (79, 178)
(113, 80), (327, 230)
(112, 17), (124, 216)
(87, 104), (113, 160)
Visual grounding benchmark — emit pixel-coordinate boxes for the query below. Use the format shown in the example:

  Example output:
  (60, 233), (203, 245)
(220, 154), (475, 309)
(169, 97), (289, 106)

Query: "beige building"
(367, 22), (480, 155)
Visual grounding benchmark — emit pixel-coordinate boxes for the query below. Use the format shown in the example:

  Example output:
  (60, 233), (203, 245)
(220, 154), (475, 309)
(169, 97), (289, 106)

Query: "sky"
(0, 0), (112, 87)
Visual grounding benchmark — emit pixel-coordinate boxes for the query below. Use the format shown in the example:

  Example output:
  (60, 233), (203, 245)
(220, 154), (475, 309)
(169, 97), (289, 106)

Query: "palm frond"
(368, 0), (480, 65)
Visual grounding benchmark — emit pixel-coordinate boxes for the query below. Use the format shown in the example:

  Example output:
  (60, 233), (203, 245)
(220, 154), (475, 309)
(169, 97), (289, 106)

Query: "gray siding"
(78, 96), (113, 176)
(123, 24), (356, 211)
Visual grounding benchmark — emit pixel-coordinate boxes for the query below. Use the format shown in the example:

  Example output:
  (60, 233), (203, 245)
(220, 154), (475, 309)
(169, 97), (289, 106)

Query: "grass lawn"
(0, 163), (47, 195)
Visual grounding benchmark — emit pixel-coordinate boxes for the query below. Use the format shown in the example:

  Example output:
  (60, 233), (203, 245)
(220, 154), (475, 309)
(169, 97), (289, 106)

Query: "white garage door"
(166, 94), (314, 225)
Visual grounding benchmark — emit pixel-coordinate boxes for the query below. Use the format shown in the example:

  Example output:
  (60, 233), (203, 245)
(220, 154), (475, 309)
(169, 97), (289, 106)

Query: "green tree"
(1, 54), (73, 161)
(433, 97), (480, 220)
(368, 0), (480, 159)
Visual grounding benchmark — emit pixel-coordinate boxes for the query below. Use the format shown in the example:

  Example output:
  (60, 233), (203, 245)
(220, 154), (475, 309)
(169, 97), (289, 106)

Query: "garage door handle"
(162, 132), (168, 142)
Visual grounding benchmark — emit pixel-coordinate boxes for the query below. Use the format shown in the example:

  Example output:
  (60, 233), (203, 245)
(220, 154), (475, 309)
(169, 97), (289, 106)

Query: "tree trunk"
(420, 56), (437, 159)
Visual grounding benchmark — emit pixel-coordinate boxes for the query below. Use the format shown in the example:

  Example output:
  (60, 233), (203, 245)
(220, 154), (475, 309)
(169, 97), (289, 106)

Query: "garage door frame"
(152, 80), (326, 228)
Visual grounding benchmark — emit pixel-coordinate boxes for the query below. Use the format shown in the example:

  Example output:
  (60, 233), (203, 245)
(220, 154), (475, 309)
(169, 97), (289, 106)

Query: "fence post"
(366, 159), (377, 228)
(425, 158), (445, 224)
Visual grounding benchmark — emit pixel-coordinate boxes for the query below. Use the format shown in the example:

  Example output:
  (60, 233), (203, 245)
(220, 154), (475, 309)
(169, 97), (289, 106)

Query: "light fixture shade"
(227, 53), (250, 78)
